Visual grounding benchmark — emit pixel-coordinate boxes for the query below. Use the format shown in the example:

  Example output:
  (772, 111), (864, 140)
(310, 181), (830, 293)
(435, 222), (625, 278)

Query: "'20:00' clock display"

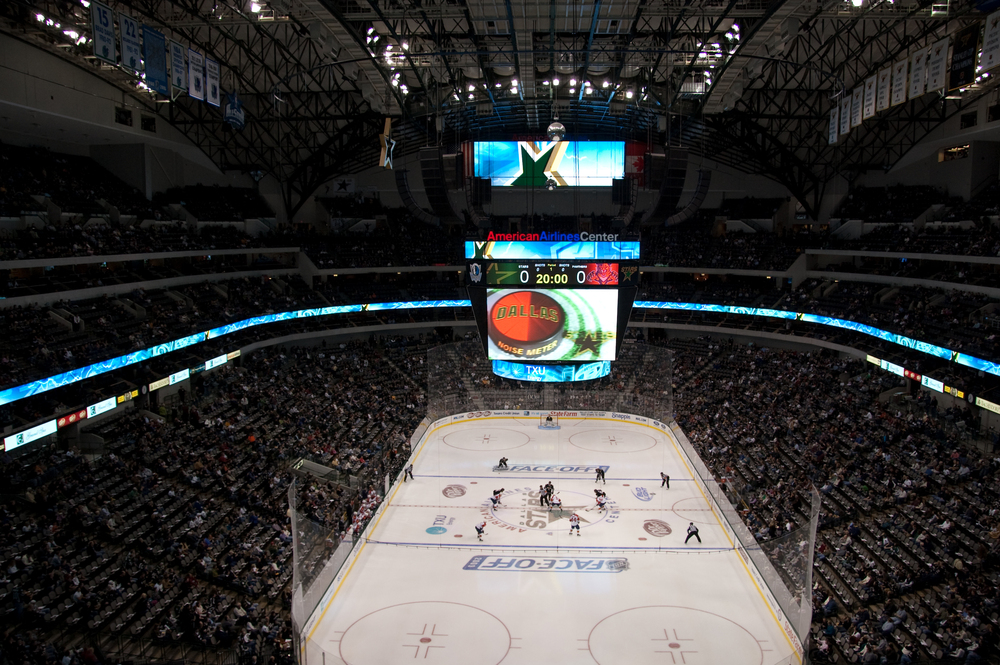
(486, 262), (620, 286)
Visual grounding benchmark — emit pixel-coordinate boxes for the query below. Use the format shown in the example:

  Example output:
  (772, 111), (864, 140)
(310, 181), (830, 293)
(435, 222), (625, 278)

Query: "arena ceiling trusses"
(0, 0), (995, 217)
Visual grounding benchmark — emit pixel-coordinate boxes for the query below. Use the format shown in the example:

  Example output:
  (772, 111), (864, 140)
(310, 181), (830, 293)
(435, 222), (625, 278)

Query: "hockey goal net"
(539, 414), (559, 428)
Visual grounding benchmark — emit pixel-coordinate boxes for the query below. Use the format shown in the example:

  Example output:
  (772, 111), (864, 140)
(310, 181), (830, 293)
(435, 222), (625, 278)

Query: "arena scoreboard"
(485, 261), (625, 287)
(466, 234), (639, 379)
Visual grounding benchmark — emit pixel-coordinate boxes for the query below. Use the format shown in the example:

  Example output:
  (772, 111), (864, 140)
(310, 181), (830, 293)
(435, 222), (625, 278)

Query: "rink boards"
(301, 413), (802, 665)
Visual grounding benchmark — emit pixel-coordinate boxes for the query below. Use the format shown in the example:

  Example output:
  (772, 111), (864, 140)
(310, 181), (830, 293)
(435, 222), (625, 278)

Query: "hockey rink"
(302, 415), (801, 665)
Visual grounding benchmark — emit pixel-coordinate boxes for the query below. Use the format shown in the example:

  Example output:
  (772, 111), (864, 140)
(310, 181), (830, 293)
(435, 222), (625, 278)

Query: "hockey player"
(569, 513), (581, 536)
(475, 521), (486, 541)
(498, 457), (509, 469)
(595, 467), (606, 484)
(549, 494), (562, 512)
(594, 488), (606, 499)
(596, 495), (608, 511)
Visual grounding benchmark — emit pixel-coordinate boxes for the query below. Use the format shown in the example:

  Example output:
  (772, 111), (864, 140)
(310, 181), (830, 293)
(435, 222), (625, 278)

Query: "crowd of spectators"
(3, 313), (1000, 665)
(833, 186), (961, 226)
(8, 259), (1000, 433)
(152, 187), (273, 223)
(1, 335), (426, 665)
(668, 339), (1000, 663)
(0, 144), (155, 220)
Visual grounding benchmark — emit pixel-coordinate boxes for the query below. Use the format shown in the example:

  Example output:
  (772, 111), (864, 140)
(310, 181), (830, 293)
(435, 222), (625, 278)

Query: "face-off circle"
(569, 429), (658, 453)
(587, 606), (765, 665)
(489, 290), (565, 358)
(671, 497), (718, 526)
(487, 487), (612, 531)
(442, 428), (530, 452)
(338, 601), (511, 665)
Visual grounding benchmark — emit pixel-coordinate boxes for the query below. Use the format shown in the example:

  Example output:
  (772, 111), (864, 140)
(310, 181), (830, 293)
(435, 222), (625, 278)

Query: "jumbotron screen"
(486, 288), (618, 361)
(474, 141), (625, 187)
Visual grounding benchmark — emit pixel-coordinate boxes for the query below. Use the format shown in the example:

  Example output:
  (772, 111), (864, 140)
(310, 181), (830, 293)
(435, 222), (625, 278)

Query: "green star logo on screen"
(511, 144), (555, 187)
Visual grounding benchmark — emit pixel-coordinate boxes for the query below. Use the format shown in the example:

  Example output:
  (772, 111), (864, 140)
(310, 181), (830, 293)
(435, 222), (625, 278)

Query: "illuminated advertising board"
(921, 376), (944, 393)
(205, 355), (228, 371)
(491, 360), (611, 382)
(169, 369), (190, 385)
(466, 237), (640, 261)
(57, 409), (88, 428)
(87, 397), (117, 418)
(976, 397), (1000, 414)
(4, 419), (57, 451)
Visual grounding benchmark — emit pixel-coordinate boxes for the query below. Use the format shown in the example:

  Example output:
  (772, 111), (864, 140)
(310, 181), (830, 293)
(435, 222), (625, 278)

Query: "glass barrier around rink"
(289, 480), (353, 644)
(671, 423), (820, 662)
(427, 340), (674, 421)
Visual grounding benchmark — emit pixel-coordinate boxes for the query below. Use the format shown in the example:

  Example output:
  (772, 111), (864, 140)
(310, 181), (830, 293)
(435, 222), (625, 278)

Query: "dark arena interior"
(3, 0), (1000, 662)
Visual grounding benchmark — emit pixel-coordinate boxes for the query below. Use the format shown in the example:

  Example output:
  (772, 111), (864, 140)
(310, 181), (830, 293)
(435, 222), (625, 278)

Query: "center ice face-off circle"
(487, 487), (613, 531)
(489, 290), (565, 358)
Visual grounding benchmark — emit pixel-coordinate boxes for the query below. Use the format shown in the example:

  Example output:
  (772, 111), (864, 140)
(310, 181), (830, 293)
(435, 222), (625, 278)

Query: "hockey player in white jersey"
(569, 513), (581, 536)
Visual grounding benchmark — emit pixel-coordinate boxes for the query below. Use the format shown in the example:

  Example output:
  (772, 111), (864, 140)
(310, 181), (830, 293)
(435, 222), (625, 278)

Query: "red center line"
(387, 504), (714, 511)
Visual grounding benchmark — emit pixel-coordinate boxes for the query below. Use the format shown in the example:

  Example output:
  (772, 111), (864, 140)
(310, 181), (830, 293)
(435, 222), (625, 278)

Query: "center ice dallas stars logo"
(483, 487), (600, 530)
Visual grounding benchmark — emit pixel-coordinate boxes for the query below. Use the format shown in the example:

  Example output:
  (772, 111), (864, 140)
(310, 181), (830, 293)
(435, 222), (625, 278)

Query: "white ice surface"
(303, 416), (799, 665)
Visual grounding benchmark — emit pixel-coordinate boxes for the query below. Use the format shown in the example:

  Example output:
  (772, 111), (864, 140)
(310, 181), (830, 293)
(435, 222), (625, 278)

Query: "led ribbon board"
(5, 298), (1000, 408)
(492, 359), (611, 382)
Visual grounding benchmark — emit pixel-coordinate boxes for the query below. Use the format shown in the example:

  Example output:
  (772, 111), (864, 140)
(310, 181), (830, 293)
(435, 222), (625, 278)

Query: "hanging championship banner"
(170, 41), (186, 93)
(206, 58), (220, 107)
(828, 106), (839, 145)
(839, 96), (851, 136)
(188, 49), (205, 101)
(948, 24), (980, 90)
(862, 75), (877, 119)
(910, 46), (930, 98)
(223, 92), (245, 130)
(926, 37), (949, 92)
(891, 60), (908, 106)
(982, 10), (1000, 71)
(876, 66), (892, 111)
(90, 1), (117, 65)
(142, 27), (168, 95)
(851, 86), (863, 127)
(119, 13), (141, 72)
